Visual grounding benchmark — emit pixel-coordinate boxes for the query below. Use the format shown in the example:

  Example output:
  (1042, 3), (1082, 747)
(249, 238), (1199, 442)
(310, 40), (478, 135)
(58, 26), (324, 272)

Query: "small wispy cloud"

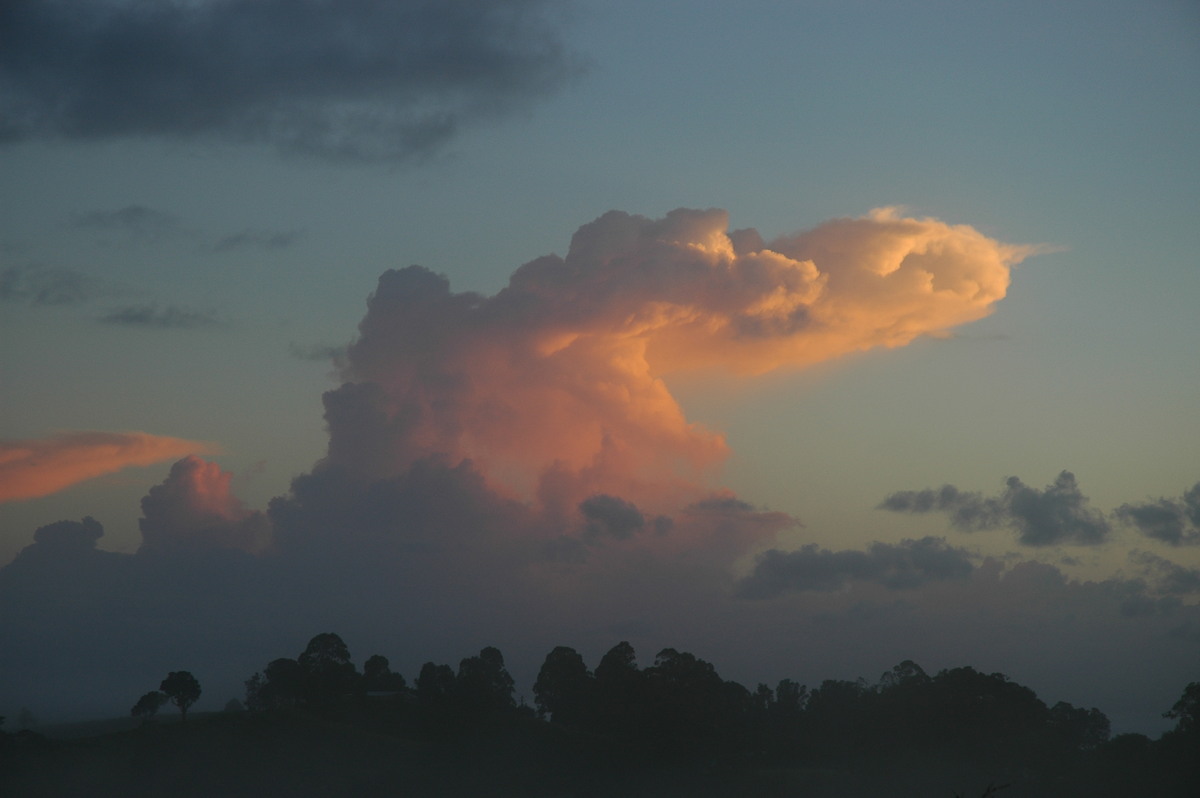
(71, 205), (182, 238)
(212, 229), (305, 254)
(0, 264), (113, 305)
(101, 304), (220, 329)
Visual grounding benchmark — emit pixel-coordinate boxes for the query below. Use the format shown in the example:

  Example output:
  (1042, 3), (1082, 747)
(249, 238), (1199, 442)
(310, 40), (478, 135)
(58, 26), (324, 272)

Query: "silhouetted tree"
(243, 672), (266, 712)
(363, 654), (407, 692)
(298, 632), (359, 706)
(533, 645), (593, 724)
(261, 658), (303, 709)
(131, 691), (166, 723)
(416, 662), (456, 706)
(1048, 701), (1111, 750)
(1164, 681), (1200, 734)
(159, 671), (201, 721)
(456, 646), (516, 714)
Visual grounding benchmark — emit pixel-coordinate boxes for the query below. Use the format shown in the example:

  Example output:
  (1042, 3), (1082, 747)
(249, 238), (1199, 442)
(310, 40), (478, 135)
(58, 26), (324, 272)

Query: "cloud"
(14, 207), (1124, 728)
(100, 304), (219, 329)
(880, 471), (1112, 546)
(737, 537), (976, 598)
(212, 229), (304, 253)
(1116, 482), (1200, 545)
(1129, 551), (1200, 596)
(71, 205), (181, 237)
(139, 456), (269, 554)
(288, 342), (347, 363)
(0, 0), (580, 161)
(325, 207), (1031, 519)
(0, 431), (218, 503)
(579, 494), (647, 541)
(0, 264), (110, 305)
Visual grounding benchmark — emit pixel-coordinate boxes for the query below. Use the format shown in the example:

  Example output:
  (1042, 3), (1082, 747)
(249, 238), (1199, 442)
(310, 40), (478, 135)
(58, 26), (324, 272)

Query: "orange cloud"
(0, 431), (219, 503)
(323, 207), (1035, 517)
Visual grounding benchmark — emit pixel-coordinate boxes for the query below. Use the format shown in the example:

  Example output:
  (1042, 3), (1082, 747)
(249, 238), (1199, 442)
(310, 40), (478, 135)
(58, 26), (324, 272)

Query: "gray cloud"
(737, 537), (975, 599)
(0, 264), (109, 305)
(880, 471), (1111, 546)
(212, 229), (304, 253)
(580, 494), (645, 541)
(1115, 482), (1200, 545)
(101, 304), (219, 329)
(71, 205), (181, 237)
(288, 342), (347, 363)
(0, 0), (580, 161)
(1129, 550), (1200, 596)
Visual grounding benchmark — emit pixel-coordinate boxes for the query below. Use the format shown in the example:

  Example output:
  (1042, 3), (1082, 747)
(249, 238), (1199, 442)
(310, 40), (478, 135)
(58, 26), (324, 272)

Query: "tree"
(533, 646), (593, 724)
(1164, 681), (1200, 734)
(160, 671), (202, 721)
(363, 654), (407, 692)
(260, 658), (303, 710)
(456, 646), (516, 714)
(298, 633), (358, 705)
(131, 691), (167, 723)
(416, 662), (457, 706)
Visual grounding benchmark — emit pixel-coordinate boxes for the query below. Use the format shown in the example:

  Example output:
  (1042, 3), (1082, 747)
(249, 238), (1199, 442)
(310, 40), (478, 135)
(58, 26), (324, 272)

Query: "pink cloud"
(0, 431), (219, 503)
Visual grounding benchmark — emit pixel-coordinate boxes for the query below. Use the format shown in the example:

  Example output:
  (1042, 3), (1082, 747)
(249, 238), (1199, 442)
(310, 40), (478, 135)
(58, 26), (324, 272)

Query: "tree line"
(106, 633), (1198, 796)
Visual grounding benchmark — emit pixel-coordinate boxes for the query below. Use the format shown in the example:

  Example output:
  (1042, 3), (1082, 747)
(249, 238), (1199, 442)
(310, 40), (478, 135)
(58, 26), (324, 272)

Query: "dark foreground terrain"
(3, 636), (1197, 797)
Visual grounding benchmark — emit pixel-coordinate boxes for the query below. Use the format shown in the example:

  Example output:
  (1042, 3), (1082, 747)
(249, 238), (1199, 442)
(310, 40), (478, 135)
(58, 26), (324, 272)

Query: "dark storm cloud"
(737, 537), (975, 599)
(0, 264), (109, 305)
(0, 0), (580, 161)
(880, 471), (1111, 546)
(101, 304), (219, 329)
(1115, 482), (1200, 545)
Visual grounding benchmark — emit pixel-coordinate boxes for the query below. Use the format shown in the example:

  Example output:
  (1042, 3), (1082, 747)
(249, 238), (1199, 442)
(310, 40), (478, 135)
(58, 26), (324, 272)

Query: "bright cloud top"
(326, 207), (1032, 510)
(0, 431), (218, 503)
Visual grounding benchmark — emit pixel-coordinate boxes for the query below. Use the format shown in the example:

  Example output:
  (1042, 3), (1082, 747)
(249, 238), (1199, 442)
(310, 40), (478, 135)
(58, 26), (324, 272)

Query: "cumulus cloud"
(0, 0), (579, 161)
(6, 206), (1095, 726)
(139, 456), (269, 554)
(737, 537), (975, 598)
(0, 432), (218, 503)
(324, 207), (1031, 522)
(100, 304), (219, 329)
(1116, 482), (1200, 545)
(880, 471), (1111, 546)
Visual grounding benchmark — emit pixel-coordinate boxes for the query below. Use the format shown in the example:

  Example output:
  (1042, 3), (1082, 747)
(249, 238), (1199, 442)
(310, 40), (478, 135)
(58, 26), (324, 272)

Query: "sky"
(1, 0), (1198, 735)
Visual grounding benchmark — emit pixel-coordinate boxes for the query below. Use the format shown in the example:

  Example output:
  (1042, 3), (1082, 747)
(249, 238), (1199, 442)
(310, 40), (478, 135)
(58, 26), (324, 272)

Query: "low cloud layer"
(737, 537), (976, 598)
(0, 0), (579, 160)
(880, 471), (1111, 546)
(0, 432), (218, 503)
